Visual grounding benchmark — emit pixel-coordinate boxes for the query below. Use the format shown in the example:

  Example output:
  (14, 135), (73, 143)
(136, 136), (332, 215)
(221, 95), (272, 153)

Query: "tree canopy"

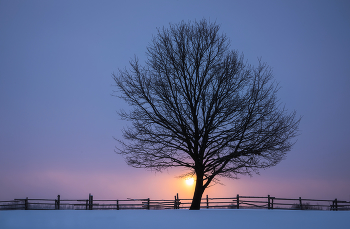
(113, 19), (300, 210)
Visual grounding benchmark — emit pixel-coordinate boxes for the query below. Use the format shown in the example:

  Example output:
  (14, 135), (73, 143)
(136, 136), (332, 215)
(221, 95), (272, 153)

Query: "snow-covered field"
(0, 209), (348, 229)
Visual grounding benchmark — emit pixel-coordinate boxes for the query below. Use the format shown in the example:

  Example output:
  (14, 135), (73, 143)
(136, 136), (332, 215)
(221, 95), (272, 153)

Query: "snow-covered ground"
(0, 209), (348, 229)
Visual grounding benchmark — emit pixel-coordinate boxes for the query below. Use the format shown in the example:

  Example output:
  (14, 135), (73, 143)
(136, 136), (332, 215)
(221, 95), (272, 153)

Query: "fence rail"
(1, 194), (349, 211)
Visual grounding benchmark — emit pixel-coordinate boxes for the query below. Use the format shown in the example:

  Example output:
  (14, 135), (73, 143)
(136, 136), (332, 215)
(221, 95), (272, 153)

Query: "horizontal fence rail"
(1, 194), (349, 211)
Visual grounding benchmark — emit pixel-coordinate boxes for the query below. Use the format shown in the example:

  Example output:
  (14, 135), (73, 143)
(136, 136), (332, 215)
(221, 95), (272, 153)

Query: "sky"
(1, 0), (349, 201)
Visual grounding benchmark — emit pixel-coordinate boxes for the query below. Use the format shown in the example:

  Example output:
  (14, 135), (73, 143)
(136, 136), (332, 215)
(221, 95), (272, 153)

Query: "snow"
(0, 209), (348, 229)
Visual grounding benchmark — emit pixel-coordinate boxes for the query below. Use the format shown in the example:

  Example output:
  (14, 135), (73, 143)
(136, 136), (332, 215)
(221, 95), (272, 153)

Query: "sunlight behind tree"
(185, 177), (194, 186)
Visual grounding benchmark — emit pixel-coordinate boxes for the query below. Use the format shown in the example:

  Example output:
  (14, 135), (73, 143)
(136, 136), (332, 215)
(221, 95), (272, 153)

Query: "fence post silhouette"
(177, 193), (179, 209)
(334, 198), (338, 211)
(236, 194), (240, 209)
(116, 200), (119, 210)
(25, 197), (28, 210)
(206, 195), (209, 209)
(271, 196), (274, 209)
(268, 195), (271, 209)
(173, 193), (180, 209)
(89, 194), (93, 210)
(55, 195), (60, 210)
(299, 197), (303, 210)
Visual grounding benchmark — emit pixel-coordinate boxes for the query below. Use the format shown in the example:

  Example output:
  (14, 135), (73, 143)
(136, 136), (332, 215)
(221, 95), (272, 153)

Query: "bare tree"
(113, 19), (300, 210)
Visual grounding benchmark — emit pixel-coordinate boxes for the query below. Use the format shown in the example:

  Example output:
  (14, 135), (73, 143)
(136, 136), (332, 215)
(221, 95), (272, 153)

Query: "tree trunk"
(189, 174), (205, 210)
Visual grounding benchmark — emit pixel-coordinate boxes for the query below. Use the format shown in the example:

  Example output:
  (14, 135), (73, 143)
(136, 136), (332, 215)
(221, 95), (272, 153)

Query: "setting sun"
(185, 177), (194, 185)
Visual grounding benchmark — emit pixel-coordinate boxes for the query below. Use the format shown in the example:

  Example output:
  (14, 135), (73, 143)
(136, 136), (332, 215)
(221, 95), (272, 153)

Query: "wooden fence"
(1, 194), (349, 211)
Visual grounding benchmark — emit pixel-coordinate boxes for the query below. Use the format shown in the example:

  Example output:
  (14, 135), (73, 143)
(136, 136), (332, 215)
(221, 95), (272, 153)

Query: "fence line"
(1, 194), (349, 211)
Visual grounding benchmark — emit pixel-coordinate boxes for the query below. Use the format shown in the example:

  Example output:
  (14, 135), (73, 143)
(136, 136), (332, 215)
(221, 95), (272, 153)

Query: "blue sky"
(1, 0), (349, 201)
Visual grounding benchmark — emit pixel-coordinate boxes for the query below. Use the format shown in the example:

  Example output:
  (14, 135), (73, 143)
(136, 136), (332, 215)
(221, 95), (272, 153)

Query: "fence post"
(271, 197), (274, 209)
(236, 194), (239, 209)
(56, 195), (60, 210)
(177, 193), (179, 209)
(268, 195), (271, 209)
(25, 197), (28, 210)
(174, 195), (177, 209)
(89, 193), (93, 210)
(334, 198), (338, 211)
(206, 195), (209, 209)
(299, 197), (302, 210)
(147, 198), (150, 210)
(116, 200), (119, 210)
(89, 194), (91, 210)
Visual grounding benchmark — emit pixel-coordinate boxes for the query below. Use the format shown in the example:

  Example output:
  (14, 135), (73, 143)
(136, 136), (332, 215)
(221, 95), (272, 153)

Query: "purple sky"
(1, 0), (349, 201)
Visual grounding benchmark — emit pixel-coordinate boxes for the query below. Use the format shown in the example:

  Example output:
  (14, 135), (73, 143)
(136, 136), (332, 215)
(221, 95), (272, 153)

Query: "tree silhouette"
(113, 19), (300, 210)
